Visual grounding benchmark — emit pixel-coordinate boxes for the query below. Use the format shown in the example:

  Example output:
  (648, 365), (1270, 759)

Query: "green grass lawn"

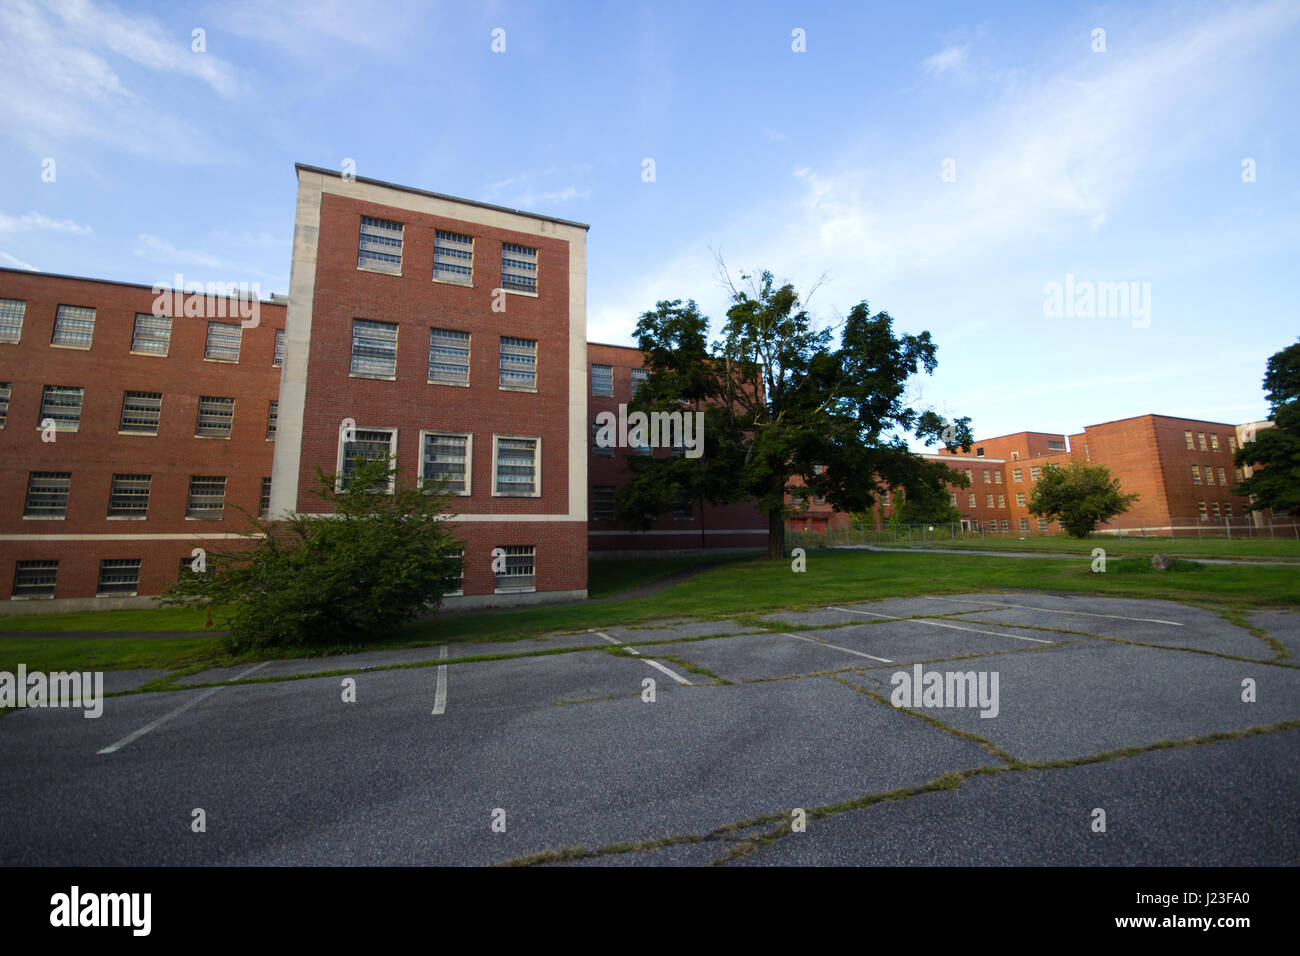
(829, 534), (1300, 561)
(2, 549), (1295, 675)
(587, 552), (752, 598)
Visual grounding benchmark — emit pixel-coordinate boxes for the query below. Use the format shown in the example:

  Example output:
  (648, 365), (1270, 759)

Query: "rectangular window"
(976, 447), (985, 457)
(1235, 467), (1244, 480)
(25, 472), (71, 518)
(1205, 467), (1215, 486)
(273, 329), (286, 367)
(968, 493), (976, 508)
(1000, 519), (1008, 531)
(499, 336), (537, 389)
(0, 381), (10, 428)
(1197, 500), (1207, 518)
(350, 319), (399, 377)
(963, 469), (972, 481)
(1197, 432), (1207, 451)
(97, 559), (141, 596)
(592, 486), (616, 521)
(339, 428), (397, 492)
(0, 298), (25, 343)
(591, 364), (613, 396)
(630, 368), (649, 395)
(13, 560), (58, 599)
(1015, 493), (1026, 507)
(107, 474), (151, 518)
(1216, 467), (1226, 485)
(1012, 468), (1023, 482)
(186, 476), (227, 519)
(259, 477), (272, 519)
(494, 545), (535, 593)
(997, 494), (1006, 508)
(1210, 434), (1220, 451)
(421, 432), (470, 495)
(986, 494), (994, 507)
(1019, 518), (1029, 532)
(1047, 440), (1066, 450)
(266, 401), (278, 441)
(204, 321), (242, 362)
(131, 313), (172, 355)
(1211, 501), (1221, 517)
(1038, 518), (1050, 532)
(445, 547), (464, 596)
(51, 305), (95, 348)
(1225, 503), (1233, 516)
(494, 437), (539, 495)
(358, 215), (403, 273)
(1191, 465), (1201, 485)
(196, 396), (235, 438)
(983, 470), (991, 483)
(433, 230), (474, 284)
(1228, 436), (1237, 452)
(40, 385), (83, 431)
(672, 499), (694, 521)
(1030, 466), (1042, 480)
(428, 328), (471, 385)
(994, 471), (1002, 483)
(1184, 430), (1194, 449)
(501, 242), (538, 293)
(631, 426), (651, 456)
(949, 493), (958, 506)
(592, 422), (614, 457)
(120, 391), (162, 434)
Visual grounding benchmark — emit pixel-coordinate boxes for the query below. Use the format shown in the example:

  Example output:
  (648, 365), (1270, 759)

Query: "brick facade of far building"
(586, 342), (767, 553)
(0, 269), (286, 608)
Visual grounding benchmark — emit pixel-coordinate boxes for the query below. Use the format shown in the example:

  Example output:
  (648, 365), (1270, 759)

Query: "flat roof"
(297, 163), (591, 231)
(0, 267), (286, 302)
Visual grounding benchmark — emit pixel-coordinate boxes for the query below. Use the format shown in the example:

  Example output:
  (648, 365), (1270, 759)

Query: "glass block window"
(0, 381), (10, 427)
(1210, 434), (1220, 451)
(120, 391), (162, 434)
(40, 385), (83, 431)
(358, 215), (403, 273)
(1191, 465), (1201, 485)
(592, 422), (614, 457)
(196, 396), (235, 437)
(132, 313), (172, 355)
(501, 242), (538, 293)
(266, 400), (278, 440)
(495, 437), (538, 495)
(13, 560), (58, 598)
(204, 322), (241, 362)
(107, 474), (151, 517)
(51, 305), (96, 348)
(499, 336), (537, 388)
(186, 476), (227, 519)
(434, 230), (474, 284)
(494, 545), (535, 592)
(422, 433), (469, 495)
(631, 367), (649, 394)
(25, 472), (71, 517)
(445, 548), (464, 595)
(351, 319), (398, 377)
(591, 364), (613, 396)
(592, 486), (616, 520)
(1216, 467), (1226, 485)
(97, 559), (141, 596)
(260, 477), (272, 519)
(428, 328), (470, 384)
(340, 428), (396, 491)
(0, 298), (25, 343)
(273, 329), (286, 367)
(1184, 430), (1194, 449)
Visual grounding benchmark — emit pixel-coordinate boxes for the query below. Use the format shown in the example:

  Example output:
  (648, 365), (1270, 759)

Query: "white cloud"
(134, 233), (238, 269)
(0, 211), (92, 234)
(922, 45), (968, 76)
(0, 250), (38, 270)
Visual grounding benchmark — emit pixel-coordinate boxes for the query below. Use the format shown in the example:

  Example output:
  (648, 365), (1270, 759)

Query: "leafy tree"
(619, 270), (972, 558)
(161, 457), (464, 653)
(895, 478), (961, 524)
(1027, 461), (1139, 538)
(1233, 340), (1300, 516)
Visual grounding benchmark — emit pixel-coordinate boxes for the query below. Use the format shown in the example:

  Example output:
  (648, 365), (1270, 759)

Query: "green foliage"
(1027, 461), (1140, 538)
(1111, 557), (1205, 574)
(620, 270), (972, 557)
(1233, 340), (1300, 516)
(895, 476), (962, 524)
(160, 458), (464, 653)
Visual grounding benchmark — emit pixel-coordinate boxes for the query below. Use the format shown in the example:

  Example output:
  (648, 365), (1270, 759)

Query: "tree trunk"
(767, 501), (786, 559)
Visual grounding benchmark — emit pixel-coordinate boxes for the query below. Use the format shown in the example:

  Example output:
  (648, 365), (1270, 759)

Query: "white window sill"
(350, 372), (398, 381)
(22, 515), (67, 521)
(129, 350), (170, 358)
(118, 431), (159, 437)
(97, 591), (138, 598)
(433, 276), (474, 288)
(203, 357), (241, 365)
(50, 343), (92, 351)
(498, 385), (538, 393)
(357, 265), (403, 278)
(494, 586), (536, 595)
(107, 515), (148, 521)
(501, 288), (539, 298)
(428, 379), (471, 387)
(10, 594), (55, 601)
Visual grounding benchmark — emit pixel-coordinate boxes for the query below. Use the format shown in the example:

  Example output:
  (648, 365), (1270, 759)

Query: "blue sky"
(2, 0), (1296, 448)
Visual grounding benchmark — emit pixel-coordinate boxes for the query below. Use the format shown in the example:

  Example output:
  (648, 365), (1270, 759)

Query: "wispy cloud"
(483, 166), (592, 208)
(922, 44), (968, 76)
(0, 211), (92, 234)
(0, 250), (38, 270)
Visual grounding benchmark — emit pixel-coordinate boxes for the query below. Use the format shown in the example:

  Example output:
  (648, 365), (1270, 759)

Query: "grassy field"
(812, 535), (1300, 561)
(2, 549), (1295, 674)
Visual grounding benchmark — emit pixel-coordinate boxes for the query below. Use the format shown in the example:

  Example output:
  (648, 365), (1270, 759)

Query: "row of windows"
(1191, 465), (1240, 486)
(348, 320), (536, 389)
(0, 300), (285, 365)
(1185, 430), (1234, 453)
(591, 422), (687, 458)
(336, 429), (541, 497)
(2, 385), (278, 440)
(357, 216), (540, 295)
(11, 544), (534, 599)
(590, 485), (693, 522)
(1197, 501), (1234, 517)
(22, 473), (271, 521)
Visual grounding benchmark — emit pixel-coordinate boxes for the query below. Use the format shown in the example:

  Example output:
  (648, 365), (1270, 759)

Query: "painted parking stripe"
(930, 596), (1184, 626)
(97, 662), (269, 755)
(782, 632), (894, 664)
(594, 630), (640, 655)
(831, 606), (1053, 644)
(592, 630), (689, 684)
(432, 645), (448, 715)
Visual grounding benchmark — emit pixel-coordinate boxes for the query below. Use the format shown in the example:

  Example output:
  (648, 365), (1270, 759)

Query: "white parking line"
(831, 606), (1054, 644)
(930, 596), (1185, 626)
(97, 662), (269, 755)
(592, 630), (689, 684)
(782, 632), (894, 664)
(828, 606), (898, 619)
(432, 645), (448, 715)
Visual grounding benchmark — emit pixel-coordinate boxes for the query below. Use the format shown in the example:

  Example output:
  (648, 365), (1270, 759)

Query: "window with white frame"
(40, 385), (83, 431)
(1019, 518), (1029, 532)
(963, 469), (972, 481)
(351, 319), (399, 377)
(1037, 517), (1050, 532)
(1210, 434), (1220, 452)
(132, 313), (172, 355)
(501, 242), (538, 293)
(986, 494), (994, 507)
(107, 474), (151, 518)
(204, 322), (241, 362)
(968, 493), (976, 508)
(421, 432), (470, 495)
(1012, 468), (1023, 482)
(266, 401), (278, 440)
(0, 298), (25, 343)
(339, 428), (397, 492)
(196, 396), (235, 437)
(1184, 430), (1194, 449)
(97, 559), (141, 596)
(1228, 436), (1237, 452)
(997, 494), (1005, 508)
(51, 305), (95, 348)
(259, 477), (272, 519)
(1191, 465), (1201, 485)
(949, 492), (958, 506)
(1016, 492), (1026, 507)
(592, 486), (616, 521)
(494, 437), (539, 496)
(358, 215), (404, 273)
(1216, 467), (1226, 485)
(591, 364), (613, 396)
(120, 391), (162, 434)
(994, 471), (1002, 483)
(434, 230), (473, 284)
(499, 336), (537, 389)
(273, 329), (286, 367)
(494, 545), (535, 592)
(25, 472), (71, 518)
(1197, 432), (1207, 451)
(1030, 466), (1042, 480)
(1197, 500), (1207, 518)
(983, 470), (991, 483)
(428, 328), (471, 385)
(1047, 440), (1066, 451)
(1000, 519), (1008, 531)
(12, 560), (57, 598)
(445, 547), (464, 595)
(186, 476), (227, 518)
(1205, 467), (1215, 486)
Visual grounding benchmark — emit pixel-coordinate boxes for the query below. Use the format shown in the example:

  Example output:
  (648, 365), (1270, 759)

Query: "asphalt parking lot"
(1, 592), (1297, 866)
